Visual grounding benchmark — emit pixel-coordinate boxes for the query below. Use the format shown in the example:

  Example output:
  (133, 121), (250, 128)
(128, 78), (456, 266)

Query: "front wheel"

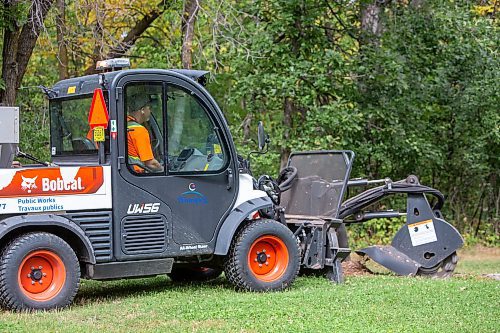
(224, 219), (300, 291)
(0, 232), (80, 311)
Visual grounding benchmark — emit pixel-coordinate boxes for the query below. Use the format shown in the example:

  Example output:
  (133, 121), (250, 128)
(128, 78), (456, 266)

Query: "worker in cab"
(127, 94), (163, 173)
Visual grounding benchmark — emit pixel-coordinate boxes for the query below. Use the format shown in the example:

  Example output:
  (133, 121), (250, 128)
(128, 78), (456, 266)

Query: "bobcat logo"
(21, 176), (38, 193)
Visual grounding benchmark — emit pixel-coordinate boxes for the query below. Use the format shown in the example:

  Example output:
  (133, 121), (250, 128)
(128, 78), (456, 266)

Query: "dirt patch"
(342, 260), (371, 276)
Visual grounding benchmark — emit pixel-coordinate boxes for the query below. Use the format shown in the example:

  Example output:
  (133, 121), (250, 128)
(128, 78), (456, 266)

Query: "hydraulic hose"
(277, 166), (298, 192)
(338, 179), (445, 219)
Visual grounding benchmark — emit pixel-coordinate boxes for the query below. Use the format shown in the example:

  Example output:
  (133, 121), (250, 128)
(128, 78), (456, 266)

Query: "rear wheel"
(168, 266), (223, 282)
(417, 252), (458, 278)
(224, 219), (300, 291)
(0, 232), (80, 311)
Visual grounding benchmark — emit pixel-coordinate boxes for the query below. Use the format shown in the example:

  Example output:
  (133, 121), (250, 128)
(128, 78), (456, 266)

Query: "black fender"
(0, 214), (96, 264)
(214, 196), (273, 255)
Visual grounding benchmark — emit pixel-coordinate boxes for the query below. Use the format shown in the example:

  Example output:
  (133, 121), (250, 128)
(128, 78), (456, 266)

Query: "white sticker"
(51, 147), (56, 155)
(408, 219), (437, 246)
(110, 119), (117, 133)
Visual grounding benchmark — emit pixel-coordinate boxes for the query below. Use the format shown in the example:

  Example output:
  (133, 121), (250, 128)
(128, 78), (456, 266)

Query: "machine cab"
(49, 68), (239, 260)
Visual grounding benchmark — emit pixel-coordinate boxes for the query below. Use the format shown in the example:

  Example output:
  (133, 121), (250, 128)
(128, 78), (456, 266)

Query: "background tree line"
(0, 0), (498, 245)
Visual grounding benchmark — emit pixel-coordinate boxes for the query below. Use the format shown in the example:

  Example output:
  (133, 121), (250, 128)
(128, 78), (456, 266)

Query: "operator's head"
(128, 93), (153, 124)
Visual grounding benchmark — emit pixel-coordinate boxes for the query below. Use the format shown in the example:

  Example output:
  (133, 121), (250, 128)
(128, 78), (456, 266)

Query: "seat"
(71, 137), (96, 152)
(280, 151), (354, 282)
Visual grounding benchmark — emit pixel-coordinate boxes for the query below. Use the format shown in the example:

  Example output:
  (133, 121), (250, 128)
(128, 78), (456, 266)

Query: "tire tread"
(224, 219), (300, 291)
(0, 232), (80, 311)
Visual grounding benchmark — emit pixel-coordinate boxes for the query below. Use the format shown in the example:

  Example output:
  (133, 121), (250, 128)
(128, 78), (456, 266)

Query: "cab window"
(50, 94), (108, 156)
(124, 83), (164, 175)
(167, 86), (226, 173)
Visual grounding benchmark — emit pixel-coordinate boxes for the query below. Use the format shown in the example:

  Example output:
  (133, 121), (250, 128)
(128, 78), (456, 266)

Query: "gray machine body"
(0, 107), (19, 168)
(356, 193), (464, 275)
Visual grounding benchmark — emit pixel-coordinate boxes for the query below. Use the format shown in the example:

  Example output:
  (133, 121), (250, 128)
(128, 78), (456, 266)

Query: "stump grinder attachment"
(279, 150), (463, 278)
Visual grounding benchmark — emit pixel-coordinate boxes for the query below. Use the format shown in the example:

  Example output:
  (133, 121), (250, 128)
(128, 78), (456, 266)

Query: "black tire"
(224, 219), (300, 291)
(0, 232), (80, 311)
(417, 252), (458, 278)
(168, 267), (223, 282)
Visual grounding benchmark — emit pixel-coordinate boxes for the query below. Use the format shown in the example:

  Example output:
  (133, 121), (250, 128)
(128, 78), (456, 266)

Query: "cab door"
(113, 73), (237, 259)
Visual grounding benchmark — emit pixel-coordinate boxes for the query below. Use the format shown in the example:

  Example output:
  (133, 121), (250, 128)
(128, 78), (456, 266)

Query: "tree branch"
(84, 0), (171, 75)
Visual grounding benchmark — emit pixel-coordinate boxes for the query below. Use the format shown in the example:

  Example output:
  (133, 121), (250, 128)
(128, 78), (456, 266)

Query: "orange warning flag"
(88, 88), (109, 129)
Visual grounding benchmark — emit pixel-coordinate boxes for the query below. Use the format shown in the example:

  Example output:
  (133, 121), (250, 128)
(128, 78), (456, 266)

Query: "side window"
(167, 86), (226, 173)
(50, 94), (109, 155)
(124, 83), (164, 175)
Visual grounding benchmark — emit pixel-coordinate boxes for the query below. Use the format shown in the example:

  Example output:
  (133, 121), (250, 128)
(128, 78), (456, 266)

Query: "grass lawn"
(0, 247), (498, 333)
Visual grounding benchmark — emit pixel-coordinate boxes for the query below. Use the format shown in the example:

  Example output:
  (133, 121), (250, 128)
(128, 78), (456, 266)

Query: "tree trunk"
(56, 0), (69, 80)
(1, 29), (21, 106)
(279, 7), (302, 170)
(240, 112), (252, 144)
(360, 1), (386, 46)
(0, 0), (55, 106)
(281, 97), (294, 169)
(168, 93), (187, 153)
(358, 0), (390, 177)
(181, 0), (201, 69)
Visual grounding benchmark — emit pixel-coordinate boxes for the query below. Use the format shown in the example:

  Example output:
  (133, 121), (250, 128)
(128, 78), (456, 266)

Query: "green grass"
(456, 247), (500, 275)
(0, 251), (498, 333)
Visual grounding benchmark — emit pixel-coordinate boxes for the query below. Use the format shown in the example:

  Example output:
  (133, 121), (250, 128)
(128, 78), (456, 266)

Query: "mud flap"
(357, 193), (463, 276)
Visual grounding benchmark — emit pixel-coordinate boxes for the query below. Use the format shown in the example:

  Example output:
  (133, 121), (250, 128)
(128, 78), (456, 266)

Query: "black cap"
(127, 93), (159, 114)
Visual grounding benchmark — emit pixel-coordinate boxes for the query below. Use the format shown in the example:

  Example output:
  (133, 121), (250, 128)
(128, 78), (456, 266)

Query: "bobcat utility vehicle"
(0, 58), (463, 311)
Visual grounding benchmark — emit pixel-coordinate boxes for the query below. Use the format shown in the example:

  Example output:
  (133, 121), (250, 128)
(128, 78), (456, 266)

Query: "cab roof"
(50, 69), (210, 99)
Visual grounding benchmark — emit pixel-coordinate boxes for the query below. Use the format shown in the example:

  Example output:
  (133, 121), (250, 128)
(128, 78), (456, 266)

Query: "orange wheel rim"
(18, 250), (66, 301)
(248, 235), (289, 282)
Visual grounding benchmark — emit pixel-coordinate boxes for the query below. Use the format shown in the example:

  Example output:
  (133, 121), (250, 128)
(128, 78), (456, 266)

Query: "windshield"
(50, 94), (107, 156)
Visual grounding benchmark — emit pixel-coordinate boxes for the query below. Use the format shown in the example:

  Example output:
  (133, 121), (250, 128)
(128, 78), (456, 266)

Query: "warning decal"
(408, 219), (437, 246)
(93, 126), (106, 142)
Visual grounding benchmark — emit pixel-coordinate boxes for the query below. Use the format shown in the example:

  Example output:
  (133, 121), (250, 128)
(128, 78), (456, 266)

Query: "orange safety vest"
(127, 115), (154, 172)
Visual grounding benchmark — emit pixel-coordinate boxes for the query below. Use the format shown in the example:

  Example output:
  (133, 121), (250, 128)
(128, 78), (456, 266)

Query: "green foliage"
(0, 1), (30, 31)
(350, 0), (499, 234)
(2, 0), (498, 241)
(348, 217), (405, 249)
(15, 56), (56, 162)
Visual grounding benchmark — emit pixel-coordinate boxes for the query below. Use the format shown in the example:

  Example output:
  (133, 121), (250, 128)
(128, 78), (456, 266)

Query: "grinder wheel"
(417, 252), (458, 278)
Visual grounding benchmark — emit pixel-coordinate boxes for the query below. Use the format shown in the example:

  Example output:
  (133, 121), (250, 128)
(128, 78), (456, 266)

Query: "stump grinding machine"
(277, 150), (463, 278)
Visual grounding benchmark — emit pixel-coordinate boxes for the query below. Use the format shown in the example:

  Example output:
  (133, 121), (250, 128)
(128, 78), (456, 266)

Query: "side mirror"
(257, 121), (268, 151)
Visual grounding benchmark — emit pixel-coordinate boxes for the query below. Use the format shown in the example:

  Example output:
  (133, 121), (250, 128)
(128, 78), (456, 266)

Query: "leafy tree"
(351, 0), (499, 237)
(3, 0), (497, 243)
(0, 0), (54, 105)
